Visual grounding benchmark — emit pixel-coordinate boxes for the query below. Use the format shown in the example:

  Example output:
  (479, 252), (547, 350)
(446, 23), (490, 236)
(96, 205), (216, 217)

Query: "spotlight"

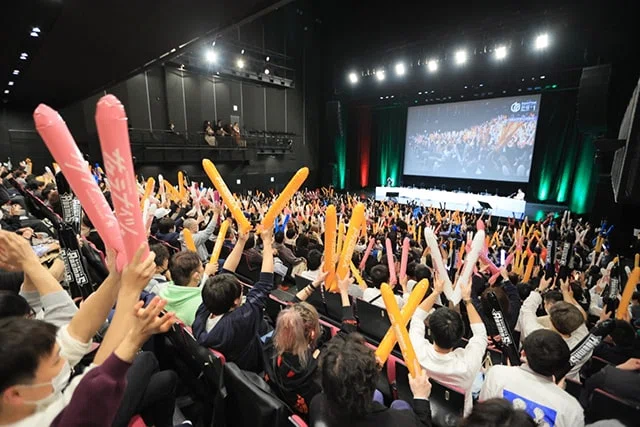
(236, 179), (241, 185)
(270, 177), (275, 182)
(3, 90), (8, 94)
(266, 56), (270, 62)
(237, 59), (245, 69)
(427, 59), (438, 72)
(494, 45), (507, 60)
(535, 33), (549, 50)
(206, 50), (218, 63)
(20, 53), (28, 60)
(264, 68), (270, 75)
(32, 27), (41, 33)
(375, 70), (385, 81)
(8, 81), (14, 86)
(540, 75), (546, 79)
(395, 62), (405, 76)
(348, 72), (358, 84)
(30, 31), (38, 37)
(12, 70), (19, 75)
(241, 49), (245, 54)
(454, 50), (467, 65)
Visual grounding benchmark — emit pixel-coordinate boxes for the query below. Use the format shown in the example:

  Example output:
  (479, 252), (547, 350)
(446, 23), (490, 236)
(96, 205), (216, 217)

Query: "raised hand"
(130, 297), (176, 340)
(121, 243), (156, 293)
(409, 369), (432, 400)
(337, 273), (354, 294)
(0, 230), (40, 271)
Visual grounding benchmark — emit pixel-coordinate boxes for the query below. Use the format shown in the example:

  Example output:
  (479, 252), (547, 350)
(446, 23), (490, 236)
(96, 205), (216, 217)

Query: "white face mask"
(20, 361), (71, 411)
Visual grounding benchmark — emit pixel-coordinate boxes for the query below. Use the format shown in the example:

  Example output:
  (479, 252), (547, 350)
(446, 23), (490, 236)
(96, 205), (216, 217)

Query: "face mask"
(21, 361), (71, 411)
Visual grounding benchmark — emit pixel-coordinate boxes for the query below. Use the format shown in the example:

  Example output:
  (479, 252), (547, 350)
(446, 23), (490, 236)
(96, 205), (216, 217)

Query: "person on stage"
(386, 176), (394, 187)
(514, 188), (525, 201)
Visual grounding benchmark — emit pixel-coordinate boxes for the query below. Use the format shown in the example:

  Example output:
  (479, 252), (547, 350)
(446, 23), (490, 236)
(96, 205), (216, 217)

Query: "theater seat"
(161, 322), (226, 427)
(223, 362), (303, 427)
(588, 388), (640, 426)
(394, 361), (464, 427)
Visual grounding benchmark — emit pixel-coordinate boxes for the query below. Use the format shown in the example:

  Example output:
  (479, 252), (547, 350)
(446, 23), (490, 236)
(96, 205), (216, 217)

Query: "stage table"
(374, 186), (526, 218)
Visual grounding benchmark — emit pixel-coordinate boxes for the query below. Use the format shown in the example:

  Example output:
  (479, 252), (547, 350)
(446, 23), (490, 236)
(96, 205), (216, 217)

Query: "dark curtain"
(370, 106), (407, 187)
(528, 91), (598, 213)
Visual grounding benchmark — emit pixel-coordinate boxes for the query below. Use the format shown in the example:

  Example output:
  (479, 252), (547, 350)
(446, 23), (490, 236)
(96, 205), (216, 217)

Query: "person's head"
(428, 307), (464, 350)
(273, 303), (320, 367)
(406, 261), (417, 280)
(295, 234), (309, 249)
(548, 302), (584, 336)
(608, 320), (636, 348)
(517, 282), (533, 301)
(285, 228), (296, 240)
(158, 217), (176, 234)
(319, 333), (377, 418)
(183, 218), (198, 234)
(274, 231), (285, 244)
(150, 244), (170, 275)
(632, 291), (640, 306)
(522, 329), (570, 377)
(0, 291), (31, 319)
(543, 290), (563, 314)
(460, 398), (536, 427)
(414, 264), (431, 283)
(370, 264), (389, 289)
(243, 232), (256, 250)
(201, 273), (243, 315)
(0, 318), (70, 415)
(169, 251), (203, 287)
(306, 249), (322, 272)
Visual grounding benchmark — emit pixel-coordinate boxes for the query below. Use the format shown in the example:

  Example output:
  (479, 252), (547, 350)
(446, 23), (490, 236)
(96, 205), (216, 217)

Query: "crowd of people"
(405, 114), (537, 179)
(1, 160), (639, 427)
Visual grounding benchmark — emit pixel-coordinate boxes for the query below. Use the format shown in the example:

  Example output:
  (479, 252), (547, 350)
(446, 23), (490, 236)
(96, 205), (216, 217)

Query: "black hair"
(517, 282), (533, 301)
(169, 251), (201, 286)
(150, 244), (170, 268)
(0, 318), (58, 393)
(414, 264), (431, 282)
(295, 234), (309, 249)
(0, 291), (31, 319)
(285, 228), (296, 239)
(522, 329), (570, 377)
(370, 265), (389, 289)
(609, 319), (636, 348)
(201, 273), (242, 315)
(158, 217), (176, 234)
(543, 290), (563, 305)
(548, 302), (584, 335)
(307, 249), (322, 271)
(460, 398), (536, 427)
(319, 333), (377, 418)
(632, 291), (640, 302)
(428, 307), (464, 349)
(275, 231), (285, 244)
(406, 261), (417, 279)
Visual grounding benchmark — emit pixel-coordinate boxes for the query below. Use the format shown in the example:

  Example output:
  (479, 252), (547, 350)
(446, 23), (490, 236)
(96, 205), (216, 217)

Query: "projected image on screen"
(403, 95), (541, 182)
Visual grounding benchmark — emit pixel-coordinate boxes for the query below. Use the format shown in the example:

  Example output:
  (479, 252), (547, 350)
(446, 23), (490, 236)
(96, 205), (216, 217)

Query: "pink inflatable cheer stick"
(385, 238), (397, 285)
(489, 252), (515, 285)
(399, 237), (410, 280)
(34, 104), (125, 258)
(95, 95), (148, 262)
(359, 237), (375, 271)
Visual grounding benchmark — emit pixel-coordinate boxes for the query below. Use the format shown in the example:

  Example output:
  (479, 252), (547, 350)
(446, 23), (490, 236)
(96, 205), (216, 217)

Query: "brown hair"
(549, 302), (584, 335)
(273, 302), (320, 367)
(169, 251), (202, 286)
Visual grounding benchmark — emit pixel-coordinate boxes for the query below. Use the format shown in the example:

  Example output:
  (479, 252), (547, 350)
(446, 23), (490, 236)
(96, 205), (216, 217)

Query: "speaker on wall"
(577, 64), (611, 133)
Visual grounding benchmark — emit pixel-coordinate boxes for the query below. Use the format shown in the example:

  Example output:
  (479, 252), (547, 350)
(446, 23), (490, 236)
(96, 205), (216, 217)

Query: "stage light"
(454, 50), (467, 65)
(264, 68), (270, 75)
(206, 49), (218, 63)
(236, 59), (245, 69)
(418, 91), (422, 94)
(8, 81), (14, 86)
(535, 33), (549, 50)
(379, 96), (383, 100)
(236, 179), (241, 184)
(30, 31), (38, 37)
(241, 49), (245, 54)
(494, 45), (507, 60)
(395, 62), (406, 76)
(348, 72), (358, 84)
(12, 70), (19, 76)
(427, 59), (438, 72)
(32, 27), (41, 33)
(266, 56), (270, 62)
(375, 70), (385, 81)
(20, 53), (28, 60)
(540, 75), (546, 79)
(3, 90), (8, 94)
(270, 177), (275, 182)
(170, 48), (176, 53)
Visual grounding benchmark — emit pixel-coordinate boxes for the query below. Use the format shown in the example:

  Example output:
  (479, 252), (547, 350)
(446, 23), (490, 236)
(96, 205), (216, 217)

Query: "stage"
(375, 186), (527, 218)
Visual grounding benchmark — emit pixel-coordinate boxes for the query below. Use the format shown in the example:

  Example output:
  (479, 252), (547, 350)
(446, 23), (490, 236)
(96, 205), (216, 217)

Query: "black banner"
(58, 223), (94, 300)
(487, 291), (521, 366)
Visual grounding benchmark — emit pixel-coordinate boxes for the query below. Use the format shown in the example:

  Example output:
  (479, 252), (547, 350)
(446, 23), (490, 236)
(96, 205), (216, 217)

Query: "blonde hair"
(273, 302), (320, 367)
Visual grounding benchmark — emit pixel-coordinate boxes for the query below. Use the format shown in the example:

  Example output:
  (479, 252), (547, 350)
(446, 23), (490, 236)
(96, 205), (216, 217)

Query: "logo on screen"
(510, 102), (521, 113)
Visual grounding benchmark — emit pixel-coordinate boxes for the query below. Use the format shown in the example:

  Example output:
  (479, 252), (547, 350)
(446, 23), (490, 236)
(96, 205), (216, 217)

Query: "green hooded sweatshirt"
(159, 282), (203, 326)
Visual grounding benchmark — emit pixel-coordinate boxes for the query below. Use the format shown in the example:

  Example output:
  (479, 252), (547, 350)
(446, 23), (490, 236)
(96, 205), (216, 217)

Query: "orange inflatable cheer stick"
(617, 267), (640, 320)
(323, 205), (337, 292)
(375, 279), (429, 365)
(635, 253), (639, 269)
(261, 167), (309, 231)
(209, 219), (230, 265)
(336, 220), (345, 256)
(336, 203), (366, 282)
(178, 171), (186, 200)
(140, 177), (155, 209)
(183, 229), (197, 252)
(380, 283), (422, 378)
(202, 159), (251, 234)
(523, 254), (535, 284)
(350, 261), (368, 290)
